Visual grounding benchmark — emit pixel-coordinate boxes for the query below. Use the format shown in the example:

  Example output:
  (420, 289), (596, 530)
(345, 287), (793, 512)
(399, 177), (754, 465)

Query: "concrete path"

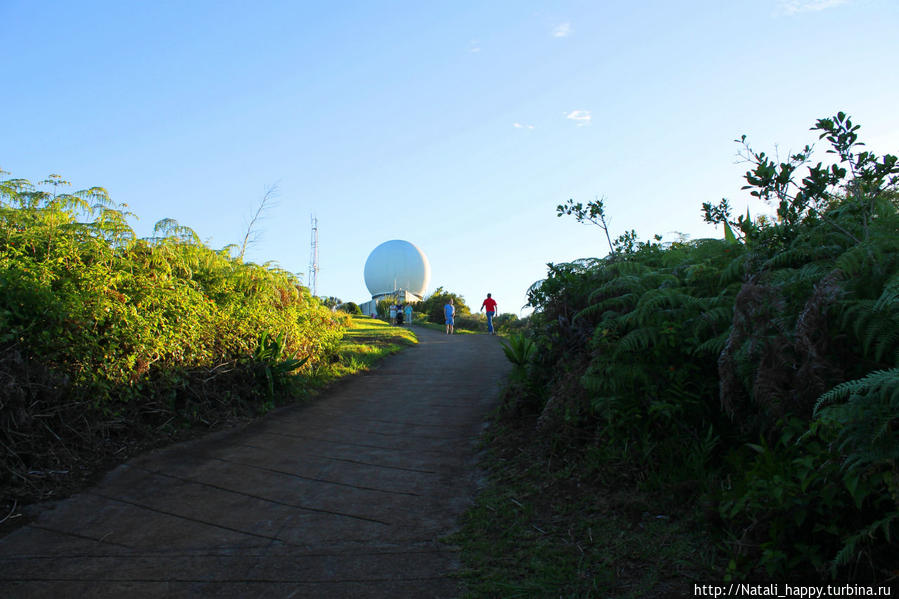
(0, 327), (511, 598)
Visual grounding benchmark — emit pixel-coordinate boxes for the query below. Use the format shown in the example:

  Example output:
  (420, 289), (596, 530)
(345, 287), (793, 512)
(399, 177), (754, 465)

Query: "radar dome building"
(359, 240), (430, 317)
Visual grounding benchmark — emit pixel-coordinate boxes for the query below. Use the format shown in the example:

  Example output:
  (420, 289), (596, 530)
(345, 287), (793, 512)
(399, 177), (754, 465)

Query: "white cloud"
(469, 40), (481, 53)
(565, 110), (591, 126)
(552, 22), (571, 38)
(777, 0), (850, 14)
(513, 123), (535, 130)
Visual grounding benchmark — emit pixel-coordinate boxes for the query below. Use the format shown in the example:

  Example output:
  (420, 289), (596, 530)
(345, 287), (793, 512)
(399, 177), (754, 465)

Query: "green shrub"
(418, 286), (471, 323)
(494, 312), (528, 334)
(719, 411), (899, 580)
(454, 313), (484, 331)
(516, 112), (899, 581)
(501, 333), (536, 368)
(0, 170), (348, 506)
(339, 301), (362, 315)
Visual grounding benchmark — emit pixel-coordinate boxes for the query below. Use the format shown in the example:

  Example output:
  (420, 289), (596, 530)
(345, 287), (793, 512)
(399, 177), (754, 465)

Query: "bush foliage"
(507, 113), (899, 580)
(0, 171), (346, 507)
(339, 301), (362, 314)
(418, 286), (472, 324)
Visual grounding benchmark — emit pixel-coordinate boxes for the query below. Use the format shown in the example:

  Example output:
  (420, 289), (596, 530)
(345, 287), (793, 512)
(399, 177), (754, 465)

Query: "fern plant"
(512, 113), (899, 582)
(1, 168), (347, 508)
(815, 369), (899, 470)
(501, 334), (536, 367)
(809, 368), (899, 576)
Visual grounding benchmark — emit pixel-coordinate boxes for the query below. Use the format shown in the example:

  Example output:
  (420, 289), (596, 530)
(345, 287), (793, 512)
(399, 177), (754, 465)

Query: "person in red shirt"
(480, 293), (498, 335)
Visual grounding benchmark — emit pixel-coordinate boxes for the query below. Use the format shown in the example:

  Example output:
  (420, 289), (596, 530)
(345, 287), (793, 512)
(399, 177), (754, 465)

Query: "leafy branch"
(733, 111), (898, 243)
(557, 196), (615, 255)
(701, 198), (752, 242)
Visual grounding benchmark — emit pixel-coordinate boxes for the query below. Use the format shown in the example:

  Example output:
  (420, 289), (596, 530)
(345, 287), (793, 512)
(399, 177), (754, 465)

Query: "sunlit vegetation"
(457, 113), (899, 592)
(323, 315), (416, 378)
(0, 171), (355, 510)
(418, 286), (472, 321)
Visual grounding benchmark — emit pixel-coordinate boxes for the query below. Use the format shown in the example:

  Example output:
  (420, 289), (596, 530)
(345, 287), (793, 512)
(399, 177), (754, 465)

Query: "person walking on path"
(404, 303), (413, 326)
(480, 293), (498, 335)
(444, 298), (455, 334)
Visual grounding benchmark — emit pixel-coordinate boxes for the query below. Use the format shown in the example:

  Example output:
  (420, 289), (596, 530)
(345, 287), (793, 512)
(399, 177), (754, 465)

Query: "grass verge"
(314, 315), (418, 382)
(449, 416), (723, 598)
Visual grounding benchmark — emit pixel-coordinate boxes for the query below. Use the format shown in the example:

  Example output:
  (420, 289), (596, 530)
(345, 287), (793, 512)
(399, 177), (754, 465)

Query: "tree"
(704, 112), (898, 245)
(419, 286), (471, 324)
(557, 195), (615, 255)
(556, 196), (659, 256)
(339, 301), (362, 315)
(320, 296), (342, 309)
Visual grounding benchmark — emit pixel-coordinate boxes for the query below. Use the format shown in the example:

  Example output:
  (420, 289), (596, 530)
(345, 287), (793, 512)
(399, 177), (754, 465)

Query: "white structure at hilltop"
(359, 240), (430, 316)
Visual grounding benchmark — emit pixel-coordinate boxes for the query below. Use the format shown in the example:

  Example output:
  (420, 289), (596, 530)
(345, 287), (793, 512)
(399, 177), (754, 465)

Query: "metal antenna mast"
(308, 215), (319, 297)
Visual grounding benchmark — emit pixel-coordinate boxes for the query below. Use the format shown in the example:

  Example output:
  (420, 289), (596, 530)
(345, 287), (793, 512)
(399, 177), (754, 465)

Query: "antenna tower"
(308, 215), (319, 297)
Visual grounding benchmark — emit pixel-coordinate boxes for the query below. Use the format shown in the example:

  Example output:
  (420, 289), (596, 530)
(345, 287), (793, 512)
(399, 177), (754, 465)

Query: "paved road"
(0, 327), (511, 598)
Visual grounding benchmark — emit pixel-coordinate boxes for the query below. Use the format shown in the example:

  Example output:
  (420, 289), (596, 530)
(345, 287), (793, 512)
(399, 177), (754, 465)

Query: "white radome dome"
(364, 240), (431, 298)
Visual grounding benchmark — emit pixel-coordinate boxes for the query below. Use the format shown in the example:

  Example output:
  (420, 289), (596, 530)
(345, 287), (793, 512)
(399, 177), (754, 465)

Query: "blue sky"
(3, 0), (897, 315)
